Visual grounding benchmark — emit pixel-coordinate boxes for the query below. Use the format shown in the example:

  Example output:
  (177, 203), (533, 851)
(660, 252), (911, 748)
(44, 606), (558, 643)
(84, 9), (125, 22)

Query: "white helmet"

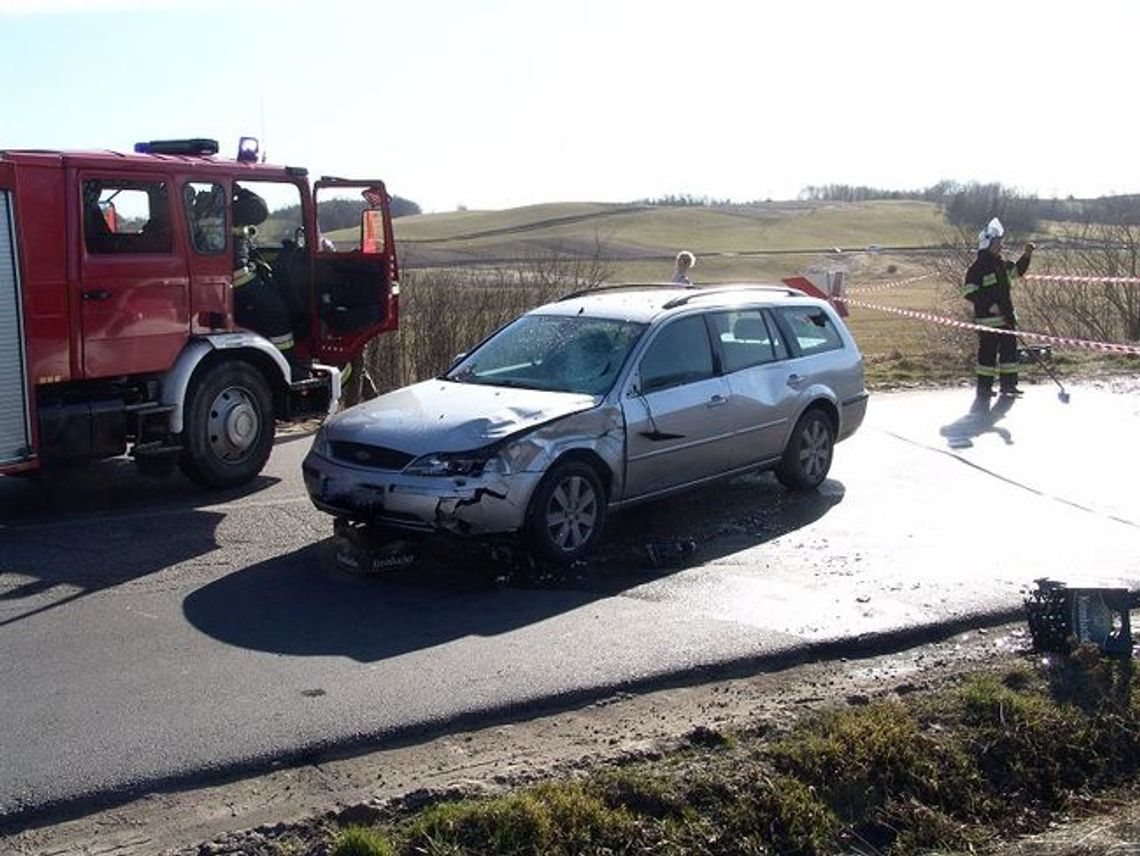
(977, 217), (1005, 250)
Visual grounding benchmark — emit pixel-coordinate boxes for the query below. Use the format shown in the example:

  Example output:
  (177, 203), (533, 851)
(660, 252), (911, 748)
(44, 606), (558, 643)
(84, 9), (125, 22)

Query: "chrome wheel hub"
(546, 475), (598, 553)
(206, 385), (260, 462)
(799, 420), (832, 480)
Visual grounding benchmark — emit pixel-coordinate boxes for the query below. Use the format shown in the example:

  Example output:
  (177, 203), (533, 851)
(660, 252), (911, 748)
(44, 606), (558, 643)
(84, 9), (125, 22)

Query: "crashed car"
(302, 284), (868, 563)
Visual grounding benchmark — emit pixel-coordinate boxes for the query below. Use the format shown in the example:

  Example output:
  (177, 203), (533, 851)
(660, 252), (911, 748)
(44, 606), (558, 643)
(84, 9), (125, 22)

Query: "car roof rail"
(662, 284), (807, 309)
(557, 281), (699, 302)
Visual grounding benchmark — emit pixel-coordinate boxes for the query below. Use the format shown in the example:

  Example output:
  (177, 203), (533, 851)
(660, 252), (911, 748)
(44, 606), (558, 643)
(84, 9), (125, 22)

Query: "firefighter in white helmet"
(961, 217), (1035, 398)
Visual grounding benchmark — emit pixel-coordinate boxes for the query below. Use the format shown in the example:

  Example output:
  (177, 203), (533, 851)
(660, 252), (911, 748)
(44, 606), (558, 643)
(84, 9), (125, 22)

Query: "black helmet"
(233, 186), (268, 226)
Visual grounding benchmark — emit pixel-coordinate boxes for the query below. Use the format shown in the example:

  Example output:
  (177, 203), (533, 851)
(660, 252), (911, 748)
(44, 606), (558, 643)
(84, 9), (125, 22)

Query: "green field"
(393, 199), (948, 280)
(388, 200), (970, 388)
(372, 200), (1136, 391)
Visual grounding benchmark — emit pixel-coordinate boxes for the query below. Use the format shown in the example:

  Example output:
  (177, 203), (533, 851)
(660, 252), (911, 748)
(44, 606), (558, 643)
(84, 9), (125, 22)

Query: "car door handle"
(786, 374), (808, 389)
(707, 394), (727, 408)
(82, 290), (112, 301)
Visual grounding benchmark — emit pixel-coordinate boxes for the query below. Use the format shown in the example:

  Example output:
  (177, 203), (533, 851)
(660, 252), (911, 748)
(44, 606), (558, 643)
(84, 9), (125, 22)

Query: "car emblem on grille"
(353, 449), (372, 463)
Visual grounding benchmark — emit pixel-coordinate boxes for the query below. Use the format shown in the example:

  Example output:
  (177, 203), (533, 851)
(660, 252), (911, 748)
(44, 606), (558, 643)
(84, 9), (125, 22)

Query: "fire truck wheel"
(180, 361), (274, 488)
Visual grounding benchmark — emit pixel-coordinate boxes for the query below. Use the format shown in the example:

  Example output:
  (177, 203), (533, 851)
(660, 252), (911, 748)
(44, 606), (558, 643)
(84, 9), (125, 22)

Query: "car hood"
(325, 379), (600, 455)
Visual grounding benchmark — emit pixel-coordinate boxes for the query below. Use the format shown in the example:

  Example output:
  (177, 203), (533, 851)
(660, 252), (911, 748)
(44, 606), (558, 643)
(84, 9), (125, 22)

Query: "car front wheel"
(525, 460), (606, 564)
(775, 408), (835, 490)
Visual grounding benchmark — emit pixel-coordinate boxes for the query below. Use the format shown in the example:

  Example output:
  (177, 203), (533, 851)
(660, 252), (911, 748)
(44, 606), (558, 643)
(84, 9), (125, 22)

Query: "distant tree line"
(798, 181), (1039, 230)
(938, 183), (1039, 234)
(799, 181), (1140, 232)
(635, 193), (735, 208)
(799, 184), (922, 203)
(273, 194), (422, 231)
(1039, 194), (1140, 226)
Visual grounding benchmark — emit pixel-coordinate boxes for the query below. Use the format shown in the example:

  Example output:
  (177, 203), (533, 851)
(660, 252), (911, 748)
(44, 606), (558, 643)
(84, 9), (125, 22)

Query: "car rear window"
(709, 309), (788, 372)
(774, 306), (844, 356)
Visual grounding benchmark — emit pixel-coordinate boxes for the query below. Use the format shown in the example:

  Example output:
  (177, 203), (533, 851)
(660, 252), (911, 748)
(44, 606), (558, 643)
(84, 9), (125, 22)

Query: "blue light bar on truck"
(134, 139), (220, 156)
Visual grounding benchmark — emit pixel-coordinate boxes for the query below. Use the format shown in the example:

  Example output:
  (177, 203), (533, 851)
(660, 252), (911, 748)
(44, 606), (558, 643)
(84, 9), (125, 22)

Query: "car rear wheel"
(525, 460), (606, 564)
(775, 408), (834, 490)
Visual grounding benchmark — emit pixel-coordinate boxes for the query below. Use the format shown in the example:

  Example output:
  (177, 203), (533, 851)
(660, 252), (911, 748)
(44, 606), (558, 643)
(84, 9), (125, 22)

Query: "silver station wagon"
(303, 284), (868, 563)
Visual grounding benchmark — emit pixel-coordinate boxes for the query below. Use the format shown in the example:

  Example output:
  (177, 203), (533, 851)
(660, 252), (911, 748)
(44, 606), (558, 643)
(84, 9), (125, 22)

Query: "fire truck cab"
(0, 137), (398, 488)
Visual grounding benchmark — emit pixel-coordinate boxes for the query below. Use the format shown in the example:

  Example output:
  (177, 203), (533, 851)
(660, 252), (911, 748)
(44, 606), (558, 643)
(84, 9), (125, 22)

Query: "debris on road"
(1024, 577), (1137, 657)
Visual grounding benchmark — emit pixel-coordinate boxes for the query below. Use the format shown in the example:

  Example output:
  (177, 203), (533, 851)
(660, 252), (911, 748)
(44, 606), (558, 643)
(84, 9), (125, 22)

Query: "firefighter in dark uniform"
(231, 186), (306, 379)
(962, 217), (1034, 398)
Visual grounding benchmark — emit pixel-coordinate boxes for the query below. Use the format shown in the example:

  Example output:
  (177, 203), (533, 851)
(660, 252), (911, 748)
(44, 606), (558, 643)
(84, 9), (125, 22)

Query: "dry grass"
(326, 648), (1140, 856)
(358, 254), (1137, 397)
(393, 200), (947, 268)
(364, 201), (1139, 395)
(393, 199), (947, 251)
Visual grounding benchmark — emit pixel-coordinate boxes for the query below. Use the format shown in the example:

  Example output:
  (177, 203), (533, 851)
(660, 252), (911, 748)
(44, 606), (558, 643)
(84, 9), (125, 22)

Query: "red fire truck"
(0, 137), (398, 487)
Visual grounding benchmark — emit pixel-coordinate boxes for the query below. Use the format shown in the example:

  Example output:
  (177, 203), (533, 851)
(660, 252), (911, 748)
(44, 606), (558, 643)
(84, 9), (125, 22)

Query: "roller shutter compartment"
(0, 190), (31, 466)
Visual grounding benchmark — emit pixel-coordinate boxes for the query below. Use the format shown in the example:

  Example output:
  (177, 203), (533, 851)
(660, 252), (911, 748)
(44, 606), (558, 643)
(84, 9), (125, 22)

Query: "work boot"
(975, 377), (995, 399)
(1000, 376), (1023, 398)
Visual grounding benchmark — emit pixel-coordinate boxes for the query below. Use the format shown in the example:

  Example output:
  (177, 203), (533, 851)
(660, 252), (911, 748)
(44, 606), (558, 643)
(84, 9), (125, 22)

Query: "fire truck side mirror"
(361, 209), (383, 254)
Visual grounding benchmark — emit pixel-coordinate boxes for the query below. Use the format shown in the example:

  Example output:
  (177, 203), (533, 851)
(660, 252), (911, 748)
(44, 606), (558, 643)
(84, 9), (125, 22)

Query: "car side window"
(774, 306), (844, 355)
(639, 315), (715, 393)
(709, 309), (788, 373)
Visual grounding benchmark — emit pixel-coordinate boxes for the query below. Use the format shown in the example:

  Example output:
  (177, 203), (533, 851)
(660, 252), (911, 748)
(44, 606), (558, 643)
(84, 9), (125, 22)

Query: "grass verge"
(318, 646), (1139, 856)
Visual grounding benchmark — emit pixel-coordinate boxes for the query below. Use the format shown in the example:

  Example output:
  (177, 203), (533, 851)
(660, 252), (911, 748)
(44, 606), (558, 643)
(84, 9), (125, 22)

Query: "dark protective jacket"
(962, 249), (1031, 328)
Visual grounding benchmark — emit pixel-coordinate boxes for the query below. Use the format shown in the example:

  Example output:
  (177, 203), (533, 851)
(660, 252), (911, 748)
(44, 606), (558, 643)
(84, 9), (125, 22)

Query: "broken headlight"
(404, 450), (509, 478)
(309, 425), (331, 458)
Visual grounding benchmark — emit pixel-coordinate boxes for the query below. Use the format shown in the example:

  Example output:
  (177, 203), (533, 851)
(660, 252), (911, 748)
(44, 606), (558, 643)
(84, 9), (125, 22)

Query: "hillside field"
(389, 201), (978, 388)
(375, 199), (1134, 390)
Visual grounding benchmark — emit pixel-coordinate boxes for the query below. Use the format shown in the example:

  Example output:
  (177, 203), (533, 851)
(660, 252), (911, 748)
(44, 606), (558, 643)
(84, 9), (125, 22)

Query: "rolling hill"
(390, 199), (951, 282)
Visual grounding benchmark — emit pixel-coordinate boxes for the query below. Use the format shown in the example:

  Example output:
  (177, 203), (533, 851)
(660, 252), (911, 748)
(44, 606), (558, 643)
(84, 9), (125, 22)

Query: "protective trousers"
(234, 275), (295, 356)
(976, 327), (1018, 396)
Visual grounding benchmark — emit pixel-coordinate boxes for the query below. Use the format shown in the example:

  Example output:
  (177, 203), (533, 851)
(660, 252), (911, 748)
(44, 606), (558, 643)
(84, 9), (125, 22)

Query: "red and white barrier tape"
(842, 297), (1140, 357)
(845, 274), (932, 295)
(847, 272), (1140, 294)
(1026, 273), (1140, 286)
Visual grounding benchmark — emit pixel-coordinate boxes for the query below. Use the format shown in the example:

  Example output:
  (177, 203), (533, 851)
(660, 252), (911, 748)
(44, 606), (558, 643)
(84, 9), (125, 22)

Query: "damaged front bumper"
(302, 453), (545, 537)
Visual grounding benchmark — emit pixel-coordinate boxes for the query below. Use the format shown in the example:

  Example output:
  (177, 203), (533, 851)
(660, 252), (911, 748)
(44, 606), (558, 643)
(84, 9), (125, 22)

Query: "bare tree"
(923, 221), (1140, 380)
(1023, 221), (1140, 343)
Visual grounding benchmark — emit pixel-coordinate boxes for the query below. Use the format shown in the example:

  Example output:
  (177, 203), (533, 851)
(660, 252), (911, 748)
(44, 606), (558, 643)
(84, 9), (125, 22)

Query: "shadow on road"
(939, 395), (1016, 450)
(0, 458), (281, 628)
(0, 456), (282, 524)
(0, 507), (227, 629)
(183, 472), (844, 661)
(184, 545), (602, 662)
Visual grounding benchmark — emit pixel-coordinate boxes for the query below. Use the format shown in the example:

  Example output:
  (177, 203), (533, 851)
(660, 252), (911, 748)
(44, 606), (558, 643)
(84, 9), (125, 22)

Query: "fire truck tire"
(179, 361), (274, 488)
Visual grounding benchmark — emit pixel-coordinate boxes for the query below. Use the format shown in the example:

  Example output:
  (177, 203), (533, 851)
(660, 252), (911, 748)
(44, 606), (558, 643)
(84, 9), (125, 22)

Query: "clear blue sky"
(3, 0), (1137, 213)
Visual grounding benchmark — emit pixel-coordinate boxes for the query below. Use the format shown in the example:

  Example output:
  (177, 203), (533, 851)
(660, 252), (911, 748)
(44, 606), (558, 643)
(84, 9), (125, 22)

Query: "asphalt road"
(1, 381), (1137, 829)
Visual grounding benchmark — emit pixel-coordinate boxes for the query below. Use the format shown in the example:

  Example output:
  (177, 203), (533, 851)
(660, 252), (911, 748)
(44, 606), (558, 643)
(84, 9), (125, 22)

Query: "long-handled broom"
(1018, 337), (1070, 403)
